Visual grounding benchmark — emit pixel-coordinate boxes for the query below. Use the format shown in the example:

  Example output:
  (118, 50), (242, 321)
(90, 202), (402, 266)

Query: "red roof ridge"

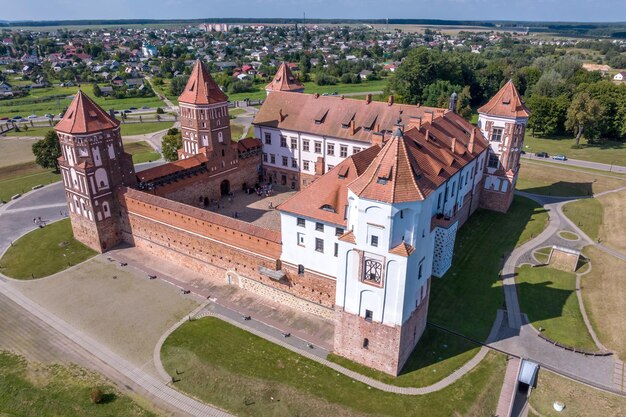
(55, 90), (119, 134)
(178, 59), (228, 105)
(389, 241), (415, 257)
(478, 80), (530, 118)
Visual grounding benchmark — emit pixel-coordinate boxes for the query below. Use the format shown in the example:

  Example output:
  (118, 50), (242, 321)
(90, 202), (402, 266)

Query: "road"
(521, 153), (626, 174)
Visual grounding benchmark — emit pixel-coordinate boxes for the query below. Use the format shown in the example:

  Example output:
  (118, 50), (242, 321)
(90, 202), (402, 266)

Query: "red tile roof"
(178, 60), (228, 105)
(253, 92), (444, 144)
(389, 242), (415, 257)
(237, 137), (262, 153)
(137, 154), (208, 182)
(265, 62), (304, 93)
(277, 145), (381, 226)
(55, 90), (119, 134)
(478, 80), (530, 118)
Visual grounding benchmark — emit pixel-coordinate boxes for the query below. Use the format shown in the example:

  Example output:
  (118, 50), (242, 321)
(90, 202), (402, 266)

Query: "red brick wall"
(333, 280), (430, 376)
(69, 211), (122, 253)
(480, 183), (515, 213)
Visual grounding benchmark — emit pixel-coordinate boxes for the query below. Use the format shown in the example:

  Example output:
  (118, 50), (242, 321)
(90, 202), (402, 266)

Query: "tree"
(565, 92), (603, 146)
(92, 83), (102, 97)
(162, 130), (182, 162)
(170, 76), (188, 96)
(32, 130), (61, 172)
(526, 95), (560, 136)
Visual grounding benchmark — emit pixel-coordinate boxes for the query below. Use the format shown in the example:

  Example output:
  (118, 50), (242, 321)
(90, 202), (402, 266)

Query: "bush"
(315, 73), (338, 86)
(156, 107), (164, 114)
(90, 388), (103, 404)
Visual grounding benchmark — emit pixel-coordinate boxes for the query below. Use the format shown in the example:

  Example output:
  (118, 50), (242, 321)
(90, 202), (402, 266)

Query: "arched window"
(218, 131), (224, 143)
(298, 264), (305, 275)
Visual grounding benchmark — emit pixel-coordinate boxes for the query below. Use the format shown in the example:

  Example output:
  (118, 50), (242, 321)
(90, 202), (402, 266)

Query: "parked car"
(141, 106), (150, 109)
(44, 113), (53, 119)
(553, 154), (567, 161)
(12, 116), (23, 120)
(123, 109), (132, 113)
(0, 117), (8, 121)
(129, 107), (137, 110)
(27, 114), (37, 119)
(535, 151), (549, 158)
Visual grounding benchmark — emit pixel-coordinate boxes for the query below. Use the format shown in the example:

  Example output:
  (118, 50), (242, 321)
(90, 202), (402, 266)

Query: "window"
(315, 222), (324, 232)
(264, 133), (271, 145)
(487, 153), (500, 169)
(327, 165), (334, 171)
(365, 309), (373, 322)
(315, 238), (324, 253)
(335, 227), (344, 236)
(298, 264), (305, 275)
(291, 138), (297, 149)
(297, 232), (306, 246)
(327, 143), (335, 156)
(491, 127), (503, 143)
(363, 338), (369, 349)
(303, 160), (310, 171)
(280, 136), (287, 147)
(297, 217), (305, 227)
(263, 153), (268, 163)
(314, 141), (322, 154)
(282, 156), (288, 166)
(371, 235), (379, 247)
(363, 258), (382, 283)
(334, 242), (339, 257)
(418, 259), (424, 279)
(270, 154), (276, 164)
(340, 145), (348, 158)
(352, 147), (361, 154)
(291, 158), (298, 168)
(303, 140), (310, 152)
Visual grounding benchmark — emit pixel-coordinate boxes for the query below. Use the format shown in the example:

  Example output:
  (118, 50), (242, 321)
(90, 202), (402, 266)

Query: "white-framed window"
(303, 160), (310, 171)
(487, 153), (500, 169)
(314, 141), (322, 154)
(291, 158), (298, 168)
(291, 138), (297, 149)
(491, 127), (503, 143)
(303, 140), (310, 152)
(282, 156), (288, 166)
(297, 232), (306, 246)
(353, 146), (361, 154)
(264, 132), (271, 145)
(297, 217), (306, 227)
(263, 153), (268, 162)
(280, 136), (287, 147)
(327, 143), (335, 156)
(340, 145), (348, 158)
(315, 238), (324, 253)
(270, 154), (276, 164)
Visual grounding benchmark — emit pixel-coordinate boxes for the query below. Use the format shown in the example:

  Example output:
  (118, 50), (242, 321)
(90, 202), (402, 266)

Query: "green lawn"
(330, 196), (548, 387)
(149, 78), (179, 105)
(523, 132), (626, 167)
(562, 198), (603, 241)
(0, 352), (156, 417)
(516, 265), (597, 351)
(124, 141), (161, 164)
(0, 84), (163, 116)
(5, 126), (55, 137)
(533, 247), (552, 264)
(162, 317), (505, 417)
(0, 218), (96, 279)
(0, 162), (60, 202)
(517, 161), (626, 197)
(229, 108), (246, 117)
(120, 121), (173, 136)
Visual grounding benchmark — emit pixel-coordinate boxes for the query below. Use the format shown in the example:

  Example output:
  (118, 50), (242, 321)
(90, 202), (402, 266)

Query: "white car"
(27, 114), (37, 119)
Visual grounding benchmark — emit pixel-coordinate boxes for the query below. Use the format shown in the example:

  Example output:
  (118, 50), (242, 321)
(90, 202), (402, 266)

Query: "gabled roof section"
(55, 90), (119, 134)
(478, 80), (530, 118)
(178, 59), (228, 105)
(277, 145), (380, 226)
(265, 62), (304, 93)
(348, 128), (425, 204)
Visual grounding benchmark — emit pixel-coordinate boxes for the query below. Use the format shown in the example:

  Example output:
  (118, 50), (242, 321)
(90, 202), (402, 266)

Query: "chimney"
(350, 119), (356, 135)
(388, 95), (394, 106)
(366, 93), (372, 104)
(375, 122), (381, 132)
(451, 137), (456, 154)
(423, 111), (433, 124)
(469, 128), (475, 154)
(341, 95), (345, 100)
(425, 129), (430, 141)
(371, 132), (384, 147)
(407, 116), (422, 131)
(279, 108), (285, 122)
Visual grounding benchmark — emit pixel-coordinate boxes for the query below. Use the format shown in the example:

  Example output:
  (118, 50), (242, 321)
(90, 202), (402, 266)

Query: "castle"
(56, 60), (529, 376)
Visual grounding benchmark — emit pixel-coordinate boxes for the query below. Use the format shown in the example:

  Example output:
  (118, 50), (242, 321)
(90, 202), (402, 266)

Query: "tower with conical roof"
(265, 62), (304, 96)
(477, 80), (530, 213)
(178, 60), (237, 168)
(55, 90), (136, 252)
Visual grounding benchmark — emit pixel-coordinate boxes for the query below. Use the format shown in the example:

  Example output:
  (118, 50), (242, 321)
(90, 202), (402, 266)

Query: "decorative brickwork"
(432, 222), (458, 278)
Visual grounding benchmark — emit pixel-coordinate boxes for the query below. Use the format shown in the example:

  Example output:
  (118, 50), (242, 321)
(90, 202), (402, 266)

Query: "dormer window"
(321, 204), (335, 213)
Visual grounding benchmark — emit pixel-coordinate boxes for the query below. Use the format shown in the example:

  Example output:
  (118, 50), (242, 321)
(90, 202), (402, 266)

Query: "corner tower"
(178, 60), (237, 170)
(265, 62), (304, 95)
(56, 90), (136, 252)
(477, 80), (529, 213)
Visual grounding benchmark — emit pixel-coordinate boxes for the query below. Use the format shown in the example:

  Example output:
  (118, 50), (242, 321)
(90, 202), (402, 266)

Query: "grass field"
(516, 265), (597, 351)
(0, 84), (163, 116)
(517, 161), (626, 196)
(562, 198), (603, 241)
(0, 351), (156, 417)
(529, 368), (626, 417)
(0, 162), (60, 202)
(5, 125), (55, 137)
(0, 218), (96, 279)
(326, 196), (548, 386)
(120, 121), (173, 136)
(0, 136), (39, 167)
(596, 189), (626, 253)
(523, 133), (626, 167)
(162, 316), (505, 417)
(124, 141), (161, 164)
(582, 246), (626, 359)
(229, 108), (246, 117)
(533, 247), (552, 264)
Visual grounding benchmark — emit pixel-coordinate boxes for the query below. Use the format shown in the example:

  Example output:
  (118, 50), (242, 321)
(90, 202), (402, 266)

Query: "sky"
(1, 0), (625, 23)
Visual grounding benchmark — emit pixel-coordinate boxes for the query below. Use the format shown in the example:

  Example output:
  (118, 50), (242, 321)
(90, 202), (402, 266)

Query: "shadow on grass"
(519, 181), (594, 197)
(99, 392), (117, 404)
